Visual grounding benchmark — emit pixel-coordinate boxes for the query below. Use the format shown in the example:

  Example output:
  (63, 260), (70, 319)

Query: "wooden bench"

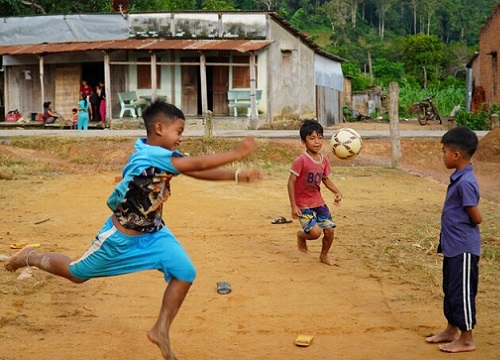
(227, 89), (262, 117)
(117, 91), (147, 118)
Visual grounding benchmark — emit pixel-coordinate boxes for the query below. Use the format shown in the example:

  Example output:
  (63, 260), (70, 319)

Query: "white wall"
(267, 19), (316, 121)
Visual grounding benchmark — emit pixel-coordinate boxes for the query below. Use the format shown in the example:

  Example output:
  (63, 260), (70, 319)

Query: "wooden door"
(55, 65), (81, 118)
(212, 61), (229, 115)
(232, 56), (252, 88)
(181, 65), (198, 116)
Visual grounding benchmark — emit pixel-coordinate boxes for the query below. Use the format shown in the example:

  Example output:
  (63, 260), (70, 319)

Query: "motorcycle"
(413, 96), (442, 125)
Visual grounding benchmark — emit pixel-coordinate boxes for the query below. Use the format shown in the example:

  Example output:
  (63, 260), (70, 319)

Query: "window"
(137, 57), (161, 89)
(281, 51), (291, 86)
(232, 56), (258, 88)
(232, 56), (250, 88)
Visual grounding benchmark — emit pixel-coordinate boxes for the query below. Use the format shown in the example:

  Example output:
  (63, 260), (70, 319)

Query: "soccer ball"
(330, 128), (363, 160)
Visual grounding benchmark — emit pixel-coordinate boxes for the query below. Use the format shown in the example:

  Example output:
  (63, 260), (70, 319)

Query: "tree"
(409, 0), (419, 34)
(167, 0), (197, 10)
(349, 0), (359, 27)
(376, 0), (397, 39)
(322, 0), (350, 33)
(260, 0), (277, 10)
(201, 0), (235, 10)
(421, 0), (441, 35)
(0, 0), (112, 15)
(402, 33), (445, 88)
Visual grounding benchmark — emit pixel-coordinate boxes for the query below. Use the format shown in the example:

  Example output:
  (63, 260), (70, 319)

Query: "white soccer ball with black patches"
(330, 128), (363, 160)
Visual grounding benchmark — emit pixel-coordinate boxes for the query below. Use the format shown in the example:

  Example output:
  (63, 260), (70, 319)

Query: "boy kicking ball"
(5, 101), (262, 360)
(287, 120), (342, 266)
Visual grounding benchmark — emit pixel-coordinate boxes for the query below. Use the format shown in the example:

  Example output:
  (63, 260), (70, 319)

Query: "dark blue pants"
(443, 253), (479, 331)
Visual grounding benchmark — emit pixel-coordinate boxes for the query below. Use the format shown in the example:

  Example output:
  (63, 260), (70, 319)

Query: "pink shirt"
(290, 152), (331, 209)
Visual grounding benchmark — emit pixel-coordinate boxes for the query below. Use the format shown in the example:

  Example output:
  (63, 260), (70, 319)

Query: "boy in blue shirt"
(5, 101), (262, 360)
(426, 126), (482, 353)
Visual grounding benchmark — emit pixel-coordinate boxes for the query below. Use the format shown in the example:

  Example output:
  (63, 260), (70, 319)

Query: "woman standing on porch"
(77, 93), (90, 130)
(97, 80), (106, 125)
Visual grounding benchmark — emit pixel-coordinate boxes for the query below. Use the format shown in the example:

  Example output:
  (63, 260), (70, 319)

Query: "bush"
(454, 106), (489, 130)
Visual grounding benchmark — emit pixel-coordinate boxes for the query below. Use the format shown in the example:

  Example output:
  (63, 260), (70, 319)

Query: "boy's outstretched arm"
(184, 168), (263, 183)
(172, 136), (256, 173)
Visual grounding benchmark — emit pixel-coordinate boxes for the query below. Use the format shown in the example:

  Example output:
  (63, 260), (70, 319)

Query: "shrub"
(454, 106), (489, 130)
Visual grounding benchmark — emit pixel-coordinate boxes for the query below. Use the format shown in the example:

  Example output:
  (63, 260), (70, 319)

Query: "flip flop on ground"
(271, 216), (293, 224)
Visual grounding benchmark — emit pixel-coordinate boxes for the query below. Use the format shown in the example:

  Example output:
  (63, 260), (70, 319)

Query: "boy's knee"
(308, 227), (322, 239)
(324, 227), (335, 237)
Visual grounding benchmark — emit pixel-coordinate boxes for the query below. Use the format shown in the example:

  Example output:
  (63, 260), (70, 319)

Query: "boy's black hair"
(441, 125), (478, 159)
(142, 100), (186, 134)
(72, 108), (77, 113)
(299, 119), (324, 141)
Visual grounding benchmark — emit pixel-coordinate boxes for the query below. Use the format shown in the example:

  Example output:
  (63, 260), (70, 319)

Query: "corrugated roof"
(0, 38), (273, 56)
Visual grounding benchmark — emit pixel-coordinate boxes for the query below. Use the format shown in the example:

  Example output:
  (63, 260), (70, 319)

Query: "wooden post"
(389, 82), (401, 168)
(200, 53), (208, 125)
(491, 114), (499, 129)
(104, 52), (111, 125)
(204, 110), (213, 142)
(203, 110), (214, 154)
(249, 52), (258, 129)
(151, 52), (157, 101)
(39, 56), (44, 112)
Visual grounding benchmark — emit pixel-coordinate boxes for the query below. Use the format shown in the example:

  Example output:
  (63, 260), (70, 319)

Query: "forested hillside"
(1, 0), (498, 110)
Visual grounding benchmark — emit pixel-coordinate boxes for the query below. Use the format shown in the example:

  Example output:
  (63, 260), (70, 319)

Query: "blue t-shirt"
(439, 164), (481, 257)
(107, 138), (183, 232)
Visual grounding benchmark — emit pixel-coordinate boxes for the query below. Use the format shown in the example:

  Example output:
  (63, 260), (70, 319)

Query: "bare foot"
(439, 339), (476, 353)
(426, 332), (459, 343)
(297, 233), (308, 253)
(147, 329), (178, 360)
(4, 245), (35, 272)
(320, 253), (339, 266)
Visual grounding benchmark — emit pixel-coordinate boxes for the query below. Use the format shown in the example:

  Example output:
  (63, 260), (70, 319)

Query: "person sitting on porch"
(43, 101), (66, 125)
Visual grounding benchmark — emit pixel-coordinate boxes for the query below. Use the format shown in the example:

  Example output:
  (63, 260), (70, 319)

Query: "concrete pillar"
(389, 82), (401, 168)
(491, 114), (499, 129)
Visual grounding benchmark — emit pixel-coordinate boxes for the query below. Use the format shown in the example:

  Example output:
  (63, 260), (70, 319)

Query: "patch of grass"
(0, 154), (26, 167)
(71, 157), (99, 165)
(482, 247), (500, 268)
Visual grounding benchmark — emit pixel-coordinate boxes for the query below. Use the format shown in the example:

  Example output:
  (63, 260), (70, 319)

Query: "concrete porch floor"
(0, 115), (255, 131)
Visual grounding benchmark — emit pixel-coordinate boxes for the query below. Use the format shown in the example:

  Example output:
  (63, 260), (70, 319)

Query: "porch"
(0, 115), (255, 131)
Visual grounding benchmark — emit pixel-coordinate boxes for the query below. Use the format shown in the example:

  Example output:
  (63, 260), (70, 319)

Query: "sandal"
(271, 216), (293, 224)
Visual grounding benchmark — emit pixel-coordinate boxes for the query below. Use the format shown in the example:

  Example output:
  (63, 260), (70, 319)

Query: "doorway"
(82, 63), (104, 89)
(208, 57), (229, 115)
(181, 56), (230, 116)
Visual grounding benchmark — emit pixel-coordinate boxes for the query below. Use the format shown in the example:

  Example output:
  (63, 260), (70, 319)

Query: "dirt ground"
(0, 123), (499, 360)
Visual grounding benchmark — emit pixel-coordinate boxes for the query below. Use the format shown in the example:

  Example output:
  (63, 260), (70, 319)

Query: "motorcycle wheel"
(417, 110), (427, 125)
(434, 111), (442, 124)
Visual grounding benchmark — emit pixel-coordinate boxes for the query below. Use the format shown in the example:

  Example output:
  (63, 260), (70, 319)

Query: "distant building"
(0, 11), (345, 128)
(466, 4), (500, 112)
